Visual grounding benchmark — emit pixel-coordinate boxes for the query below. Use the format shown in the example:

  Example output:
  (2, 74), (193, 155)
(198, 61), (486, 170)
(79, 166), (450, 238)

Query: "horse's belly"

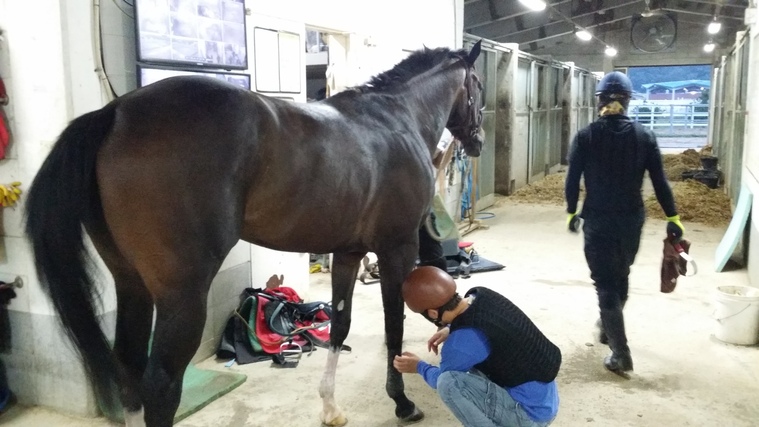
(239, 209), (367, 254)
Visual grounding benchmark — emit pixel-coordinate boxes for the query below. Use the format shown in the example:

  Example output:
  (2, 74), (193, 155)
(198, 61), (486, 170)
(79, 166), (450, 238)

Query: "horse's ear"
(466, 40), (482, 66)
(423, 44), (431, 53)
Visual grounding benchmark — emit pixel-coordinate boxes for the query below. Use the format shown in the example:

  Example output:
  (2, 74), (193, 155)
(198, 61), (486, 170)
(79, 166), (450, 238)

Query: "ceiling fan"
(631, 1), (677, 53)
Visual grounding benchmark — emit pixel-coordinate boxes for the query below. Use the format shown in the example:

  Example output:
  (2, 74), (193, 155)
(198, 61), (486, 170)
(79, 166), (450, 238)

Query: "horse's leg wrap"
(319, 252), (363, 426)
(319, 348), (347, 426)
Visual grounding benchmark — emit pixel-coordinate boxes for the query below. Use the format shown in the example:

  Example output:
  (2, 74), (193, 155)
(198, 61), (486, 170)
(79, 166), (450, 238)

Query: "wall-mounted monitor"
(138, 65), (251, 90)
(135, 0), (248, 70)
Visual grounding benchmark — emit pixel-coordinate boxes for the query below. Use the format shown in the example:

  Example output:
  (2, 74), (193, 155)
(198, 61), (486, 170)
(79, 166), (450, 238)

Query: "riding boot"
(600, 307), (633, 376)
(596, 299), (627, 345)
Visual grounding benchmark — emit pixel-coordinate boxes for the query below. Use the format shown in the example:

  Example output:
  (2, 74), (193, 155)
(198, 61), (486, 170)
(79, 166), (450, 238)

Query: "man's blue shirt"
(417, 327), (559, 422)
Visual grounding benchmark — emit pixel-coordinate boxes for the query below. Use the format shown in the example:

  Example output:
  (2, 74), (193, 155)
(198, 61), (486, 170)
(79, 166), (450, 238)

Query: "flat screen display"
(138, 65), (251, 90)
(135, 0), (248, 69)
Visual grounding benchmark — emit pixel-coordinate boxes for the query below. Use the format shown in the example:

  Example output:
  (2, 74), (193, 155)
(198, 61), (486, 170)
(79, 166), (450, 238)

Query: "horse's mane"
(352, 47), (469, 94)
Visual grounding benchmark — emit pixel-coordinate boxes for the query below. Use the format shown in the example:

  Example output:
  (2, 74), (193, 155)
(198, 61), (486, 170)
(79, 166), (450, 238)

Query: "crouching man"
(393, 266), (562, 427)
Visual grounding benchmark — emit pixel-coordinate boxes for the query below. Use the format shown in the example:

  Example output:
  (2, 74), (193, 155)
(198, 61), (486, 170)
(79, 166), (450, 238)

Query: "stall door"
(512, 58), (532, 190)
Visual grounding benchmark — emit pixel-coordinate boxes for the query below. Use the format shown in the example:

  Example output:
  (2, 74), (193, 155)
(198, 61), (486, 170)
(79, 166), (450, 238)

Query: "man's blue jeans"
(437, 371), (553, 427)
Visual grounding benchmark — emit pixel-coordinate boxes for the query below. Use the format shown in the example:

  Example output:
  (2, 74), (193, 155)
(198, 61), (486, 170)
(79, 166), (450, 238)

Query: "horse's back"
(96, 77), (434, 259)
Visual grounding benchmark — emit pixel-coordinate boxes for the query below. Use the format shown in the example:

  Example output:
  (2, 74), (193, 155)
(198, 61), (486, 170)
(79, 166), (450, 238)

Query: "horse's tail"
(24, 102), (121, 415)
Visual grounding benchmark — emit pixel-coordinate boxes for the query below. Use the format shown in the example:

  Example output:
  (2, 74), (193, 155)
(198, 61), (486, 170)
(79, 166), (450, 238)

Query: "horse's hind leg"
(141, 274), (214, 427)
(88, 230), (153, 427)
(319, 251), (364, 427)
(377, 243), (424, 422)
(113, 272), (154, 427)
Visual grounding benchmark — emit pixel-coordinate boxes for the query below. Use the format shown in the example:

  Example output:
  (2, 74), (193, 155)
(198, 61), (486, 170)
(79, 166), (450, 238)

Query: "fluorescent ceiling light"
(518, 0), (547, 12)
(575, 30), (592, 41)
(707, 21), (722, 34)
(703, 42), (716, 53)
(605, 46), (618, 57)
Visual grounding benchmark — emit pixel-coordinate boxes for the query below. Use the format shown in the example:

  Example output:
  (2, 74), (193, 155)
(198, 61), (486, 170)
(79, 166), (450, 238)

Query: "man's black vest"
(449, 286), (561, 387)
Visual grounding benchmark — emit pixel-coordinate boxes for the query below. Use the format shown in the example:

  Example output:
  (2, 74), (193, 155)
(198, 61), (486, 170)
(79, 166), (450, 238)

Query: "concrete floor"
(3, 196), (759, 426)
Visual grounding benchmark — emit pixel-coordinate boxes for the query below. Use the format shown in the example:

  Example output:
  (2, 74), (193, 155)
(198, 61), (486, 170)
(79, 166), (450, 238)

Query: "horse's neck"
(403, 67), (464, 153)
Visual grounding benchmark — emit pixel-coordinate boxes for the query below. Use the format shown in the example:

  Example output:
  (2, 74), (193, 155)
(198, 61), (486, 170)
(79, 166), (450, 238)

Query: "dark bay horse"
(24, 41), (483, 427)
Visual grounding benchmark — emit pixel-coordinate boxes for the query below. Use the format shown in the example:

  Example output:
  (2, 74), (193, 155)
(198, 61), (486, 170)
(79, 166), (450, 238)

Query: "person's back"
(568, 114), (673, 216)
(450, 287), (561, 388)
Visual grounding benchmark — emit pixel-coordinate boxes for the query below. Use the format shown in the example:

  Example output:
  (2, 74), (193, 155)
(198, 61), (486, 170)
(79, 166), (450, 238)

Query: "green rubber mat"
(174, 364), (247, 423)
(101, 363), (246, 424)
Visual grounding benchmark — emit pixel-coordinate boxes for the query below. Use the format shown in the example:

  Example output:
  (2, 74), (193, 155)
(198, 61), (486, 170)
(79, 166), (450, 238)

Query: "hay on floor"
(645, 179), (732, 226)
(507, 170), (733, 226)
(508, 172), (578, 205)
(661, 149), (701, 181)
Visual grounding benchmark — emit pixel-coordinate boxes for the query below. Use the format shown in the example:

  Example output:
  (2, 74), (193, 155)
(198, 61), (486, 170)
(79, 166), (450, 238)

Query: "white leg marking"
(337, 300), (345, 311)
(124, 407), (146, 427)
(319, 348), (346, 426)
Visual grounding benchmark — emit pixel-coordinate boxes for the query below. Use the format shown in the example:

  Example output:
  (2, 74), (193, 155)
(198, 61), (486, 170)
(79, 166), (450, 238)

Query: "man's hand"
(427, 327), (450, 355)
(393, 352), (421, 374)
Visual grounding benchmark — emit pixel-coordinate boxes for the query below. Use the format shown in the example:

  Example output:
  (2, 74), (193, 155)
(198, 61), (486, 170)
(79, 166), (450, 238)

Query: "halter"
(446, 61), (483, 140)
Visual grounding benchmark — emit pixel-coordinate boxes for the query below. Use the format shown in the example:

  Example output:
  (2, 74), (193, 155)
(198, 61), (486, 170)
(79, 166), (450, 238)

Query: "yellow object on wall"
(0, 181), (21, 207)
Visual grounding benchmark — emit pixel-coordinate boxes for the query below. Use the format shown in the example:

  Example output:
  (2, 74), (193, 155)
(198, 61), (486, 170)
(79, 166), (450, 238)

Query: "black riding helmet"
(596, 71), (632, 113)
(595, 71), (633, 96)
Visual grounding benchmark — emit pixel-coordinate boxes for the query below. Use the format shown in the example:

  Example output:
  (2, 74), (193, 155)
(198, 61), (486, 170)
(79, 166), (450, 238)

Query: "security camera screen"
(136, 0), (247, 69)
(139, 66), (251, 90)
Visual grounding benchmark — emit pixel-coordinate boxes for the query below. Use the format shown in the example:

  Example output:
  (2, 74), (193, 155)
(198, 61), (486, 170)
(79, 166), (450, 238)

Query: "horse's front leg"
(319, 251), (364, 427)
(377, 244), (425, 423)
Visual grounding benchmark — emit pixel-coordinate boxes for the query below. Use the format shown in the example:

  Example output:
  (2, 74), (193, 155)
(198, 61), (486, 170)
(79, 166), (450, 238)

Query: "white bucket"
(713, 285), (759, 345)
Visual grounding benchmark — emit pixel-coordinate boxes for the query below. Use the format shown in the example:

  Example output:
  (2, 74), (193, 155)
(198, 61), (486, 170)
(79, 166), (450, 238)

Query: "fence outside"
(628, 103), (709, 131)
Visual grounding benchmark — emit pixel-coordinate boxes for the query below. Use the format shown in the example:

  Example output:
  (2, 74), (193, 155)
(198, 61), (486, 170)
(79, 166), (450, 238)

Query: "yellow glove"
(567, 212), (581, 233)
(666, 215), (684, 240)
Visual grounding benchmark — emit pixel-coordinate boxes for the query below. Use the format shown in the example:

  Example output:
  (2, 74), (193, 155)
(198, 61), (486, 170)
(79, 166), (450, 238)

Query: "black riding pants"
(582, 209), (645, 311)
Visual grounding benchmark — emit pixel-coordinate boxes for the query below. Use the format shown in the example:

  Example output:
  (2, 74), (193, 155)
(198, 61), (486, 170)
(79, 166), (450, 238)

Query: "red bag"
(253, 294), (312, 354)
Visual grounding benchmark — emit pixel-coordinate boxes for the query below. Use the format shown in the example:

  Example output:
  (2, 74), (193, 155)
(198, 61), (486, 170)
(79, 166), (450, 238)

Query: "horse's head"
(447, 40), (484, 157)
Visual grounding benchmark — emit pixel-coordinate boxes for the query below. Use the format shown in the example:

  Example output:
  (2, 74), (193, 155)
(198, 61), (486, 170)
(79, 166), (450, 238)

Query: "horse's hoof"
(398, 406), (424, 424)
(321, 414), (348, 427)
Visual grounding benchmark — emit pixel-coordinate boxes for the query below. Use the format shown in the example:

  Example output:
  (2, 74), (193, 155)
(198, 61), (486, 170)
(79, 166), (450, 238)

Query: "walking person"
(564, 71), (684, 377)
(394, 266), (561, 426)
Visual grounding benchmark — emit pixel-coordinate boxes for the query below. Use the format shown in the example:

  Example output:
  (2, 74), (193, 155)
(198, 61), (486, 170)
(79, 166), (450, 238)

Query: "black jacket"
(450, 287), (561, 387)
(565, 115), (677, 218)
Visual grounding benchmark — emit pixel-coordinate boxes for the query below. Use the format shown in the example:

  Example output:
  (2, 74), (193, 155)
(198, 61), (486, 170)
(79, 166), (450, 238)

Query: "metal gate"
(710, 32), (751, 203)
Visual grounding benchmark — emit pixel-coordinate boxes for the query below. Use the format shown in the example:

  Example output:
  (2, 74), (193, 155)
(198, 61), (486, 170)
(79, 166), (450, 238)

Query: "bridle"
(446, 60), (483, 141)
